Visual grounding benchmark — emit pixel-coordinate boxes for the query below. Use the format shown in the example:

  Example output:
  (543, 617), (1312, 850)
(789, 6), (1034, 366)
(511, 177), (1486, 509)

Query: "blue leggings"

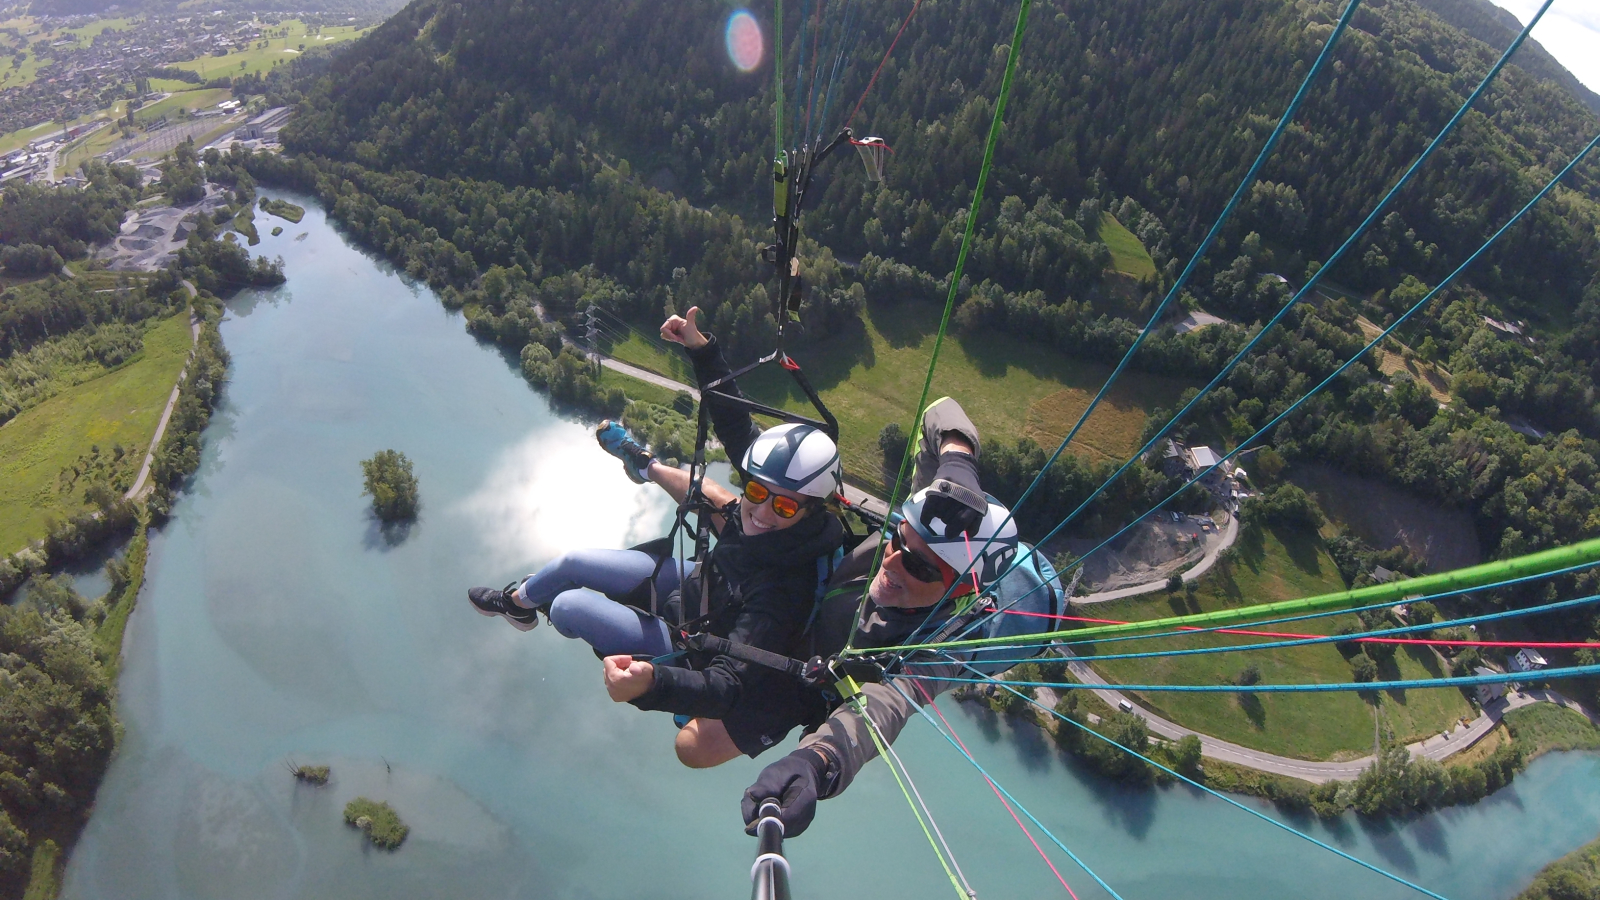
(519, 548), (681, 657)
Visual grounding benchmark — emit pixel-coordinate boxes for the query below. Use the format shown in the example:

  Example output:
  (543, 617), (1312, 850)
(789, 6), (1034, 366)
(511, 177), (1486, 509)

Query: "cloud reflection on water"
(457, 422), (677, 576)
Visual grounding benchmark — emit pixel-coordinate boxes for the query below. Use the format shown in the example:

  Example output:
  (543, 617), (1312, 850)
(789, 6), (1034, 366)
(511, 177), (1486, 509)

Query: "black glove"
(742, 749), (826, 837)
(921, 450), (986, 537)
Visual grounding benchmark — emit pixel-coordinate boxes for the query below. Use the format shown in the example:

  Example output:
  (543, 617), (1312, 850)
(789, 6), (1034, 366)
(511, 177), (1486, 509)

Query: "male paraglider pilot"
(740, 486), (1065, 837)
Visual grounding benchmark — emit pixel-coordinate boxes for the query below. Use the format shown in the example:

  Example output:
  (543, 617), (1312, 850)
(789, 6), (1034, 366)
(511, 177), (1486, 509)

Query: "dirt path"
(125, 281), (200, 500)
(1073, 512), (1240, 603)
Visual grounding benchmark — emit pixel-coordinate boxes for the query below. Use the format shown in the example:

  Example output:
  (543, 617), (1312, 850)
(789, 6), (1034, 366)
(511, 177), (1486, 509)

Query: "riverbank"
(0, 255), (233, 898)
(17, 518), (153, 897)
(1513, 830), (1600, 900)
(964, 676), (1600, 818)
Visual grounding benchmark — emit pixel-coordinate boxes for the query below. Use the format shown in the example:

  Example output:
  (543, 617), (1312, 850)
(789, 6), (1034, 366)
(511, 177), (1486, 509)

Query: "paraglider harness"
(642, 128), (888, 663)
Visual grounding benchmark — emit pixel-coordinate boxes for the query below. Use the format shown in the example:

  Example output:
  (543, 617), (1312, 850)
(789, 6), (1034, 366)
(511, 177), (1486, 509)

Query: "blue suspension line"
(896, 0), (1369, 650)
(1032, 128), (1600, 595)
(813, 0), (863, 143)
(1050, 559), (1600, 650)
(927, 128), (1600, 651)
(901, 590), (1600, 668)
(791, 0), (815, 144)
(904, 661), (1600, 694)
(981, 0), (1557, 573)
(899, 0), (1366, 642)
(971, 673), (1455, 900)
(884, 679), (1127, 900)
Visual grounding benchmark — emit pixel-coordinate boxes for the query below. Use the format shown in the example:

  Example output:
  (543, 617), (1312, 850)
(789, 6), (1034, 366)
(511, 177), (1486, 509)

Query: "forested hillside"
(1413, 0), (1600, 114)
(254, 0), (1600, 584)
(286, 0), (1599, 308)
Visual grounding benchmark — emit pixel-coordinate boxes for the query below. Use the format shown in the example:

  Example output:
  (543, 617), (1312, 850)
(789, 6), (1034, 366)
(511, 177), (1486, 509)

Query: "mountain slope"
(286, 0), (1599, 314)
(1413, 0), (1600, 114)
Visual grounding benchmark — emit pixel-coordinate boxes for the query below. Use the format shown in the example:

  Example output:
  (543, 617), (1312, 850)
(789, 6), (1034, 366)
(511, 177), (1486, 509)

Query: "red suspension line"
(1001, 609), (1600, 650)
(915, 682), (1081, 900)
(843, 0), (923, 129)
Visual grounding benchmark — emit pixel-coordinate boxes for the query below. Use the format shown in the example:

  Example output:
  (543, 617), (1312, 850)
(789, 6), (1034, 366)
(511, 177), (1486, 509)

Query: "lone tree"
(361, 450), (419, 522)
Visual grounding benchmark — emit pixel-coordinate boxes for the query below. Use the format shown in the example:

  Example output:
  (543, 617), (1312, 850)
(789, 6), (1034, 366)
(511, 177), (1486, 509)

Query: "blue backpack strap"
(806, 546), (846, 631)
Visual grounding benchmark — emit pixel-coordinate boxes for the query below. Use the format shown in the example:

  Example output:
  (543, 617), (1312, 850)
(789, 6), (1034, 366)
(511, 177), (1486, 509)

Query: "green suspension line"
(846, 0), (1033, 651)
(853, 535), (1600, 656)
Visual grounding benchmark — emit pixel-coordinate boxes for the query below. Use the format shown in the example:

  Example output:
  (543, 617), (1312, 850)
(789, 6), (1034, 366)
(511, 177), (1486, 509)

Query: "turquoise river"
(59, 195), (1600, 899)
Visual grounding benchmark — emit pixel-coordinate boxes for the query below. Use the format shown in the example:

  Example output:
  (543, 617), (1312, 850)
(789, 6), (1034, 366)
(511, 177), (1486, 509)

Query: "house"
(1371, 565), (1395, 584)
(1475, 667), (1506, 705)
(1510, 648), (1548, 673)
(1159, 440), (1187, 479)
(1482, 316), (1524, 337)
(1187, 445), (1221, 473)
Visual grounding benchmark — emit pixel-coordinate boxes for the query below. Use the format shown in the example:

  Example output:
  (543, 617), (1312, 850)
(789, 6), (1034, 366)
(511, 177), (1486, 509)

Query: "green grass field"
(1082, 524), (1473, 759)
(1098, 212), (1156, 279)
(0, 313), (191, 554)
(170, 22), (371, 79)
(0, 120), (62, 155)
(0, 48), (44, 91)
(606, 300), (1189, 495)
(58, 121), (120, 175)
(62, 16), (136, 41)
(1505, 703), (1600, 758)
(130, 88), (233, 125)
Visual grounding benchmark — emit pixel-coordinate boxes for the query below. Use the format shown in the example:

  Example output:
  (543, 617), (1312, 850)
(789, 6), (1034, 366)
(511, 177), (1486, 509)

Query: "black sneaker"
(468, 582), (540, 631)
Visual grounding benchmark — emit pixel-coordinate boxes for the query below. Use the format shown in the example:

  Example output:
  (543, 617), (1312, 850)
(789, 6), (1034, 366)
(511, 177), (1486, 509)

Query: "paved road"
(1058, 649), (1600, 783)
(600, 357), (698, 399)
(126, 281), (201, 500)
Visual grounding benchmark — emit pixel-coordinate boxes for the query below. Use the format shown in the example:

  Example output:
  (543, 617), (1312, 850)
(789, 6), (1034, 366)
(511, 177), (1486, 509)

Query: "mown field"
(1081, 523), (1474, 759)
(605, 298), (1189, 495)
(0, 312), (190, 554)
(1097, 212), (1156, 279)
(168, 21), (372, 79)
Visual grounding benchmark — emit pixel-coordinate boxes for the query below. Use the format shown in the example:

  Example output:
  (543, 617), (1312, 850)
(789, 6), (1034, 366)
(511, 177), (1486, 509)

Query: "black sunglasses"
(891, 528), (946, 584)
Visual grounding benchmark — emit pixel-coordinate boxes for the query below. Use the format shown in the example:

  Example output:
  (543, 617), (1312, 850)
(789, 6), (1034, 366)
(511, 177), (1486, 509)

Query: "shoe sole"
(469, 596), (539, 632)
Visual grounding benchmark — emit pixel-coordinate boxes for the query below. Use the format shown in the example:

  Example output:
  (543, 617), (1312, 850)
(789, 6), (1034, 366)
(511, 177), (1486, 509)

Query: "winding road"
(1054, 650), (1599, 782)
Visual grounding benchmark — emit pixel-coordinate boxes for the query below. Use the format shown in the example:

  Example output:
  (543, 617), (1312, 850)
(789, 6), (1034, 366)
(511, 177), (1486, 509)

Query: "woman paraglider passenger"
(467, 307), (845, 768)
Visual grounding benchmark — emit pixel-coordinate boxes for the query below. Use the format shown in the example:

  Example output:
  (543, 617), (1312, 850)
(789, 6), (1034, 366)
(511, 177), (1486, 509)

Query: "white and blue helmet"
(741, 423), (843, 499)
(901, 487), (1019, 585)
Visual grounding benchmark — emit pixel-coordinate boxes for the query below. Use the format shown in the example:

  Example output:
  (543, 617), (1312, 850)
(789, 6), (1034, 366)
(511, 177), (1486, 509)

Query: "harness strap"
(681, 633), (809, 679)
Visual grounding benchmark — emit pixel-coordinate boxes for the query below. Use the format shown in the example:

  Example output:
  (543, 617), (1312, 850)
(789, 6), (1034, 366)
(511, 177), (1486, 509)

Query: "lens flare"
(725, 10), (763, 72)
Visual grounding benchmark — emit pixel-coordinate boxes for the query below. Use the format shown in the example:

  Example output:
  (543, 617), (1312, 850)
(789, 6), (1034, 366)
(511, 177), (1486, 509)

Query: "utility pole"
(584, 305), (600, 375)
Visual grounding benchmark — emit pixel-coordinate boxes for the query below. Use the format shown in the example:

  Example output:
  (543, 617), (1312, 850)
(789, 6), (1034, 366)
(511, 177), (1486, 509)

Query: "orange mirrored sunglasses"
(742, 479), (804, 518)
